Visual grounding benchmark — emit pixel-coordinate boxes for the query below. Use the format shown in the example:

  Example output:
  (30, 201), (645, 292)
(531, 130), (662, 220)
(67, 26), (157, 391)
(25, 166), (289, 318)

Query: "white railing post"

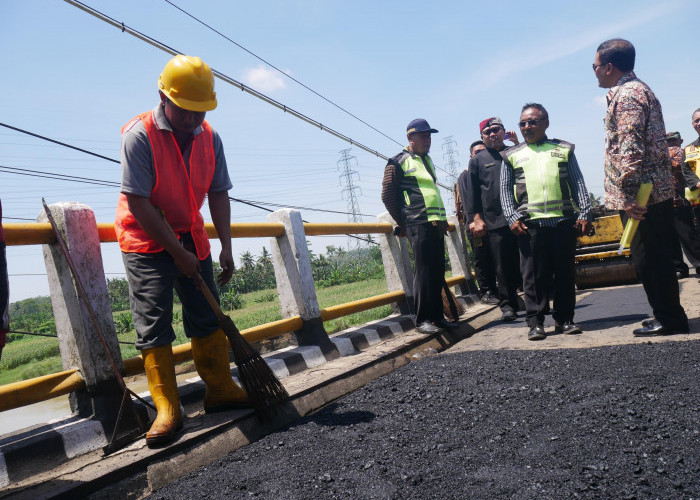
(445, 215), (479, 297)
(268, 209), (338, 358)
(376, 213), (414, 315)
(40, 202), (131, 434)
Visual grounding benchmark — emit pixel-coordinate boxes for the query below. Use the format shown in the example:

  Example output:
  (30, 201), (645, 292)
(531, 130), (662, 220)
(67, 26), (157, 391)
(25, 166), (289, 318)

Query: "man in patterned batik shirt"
(593, 38), (688, 336)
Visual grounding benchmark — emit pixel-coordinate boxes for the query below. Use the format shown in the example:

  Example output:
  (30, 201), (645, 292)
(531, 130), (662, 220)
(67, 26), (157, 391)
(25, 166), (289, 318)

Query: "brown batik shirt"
(603, 72), (674, 210)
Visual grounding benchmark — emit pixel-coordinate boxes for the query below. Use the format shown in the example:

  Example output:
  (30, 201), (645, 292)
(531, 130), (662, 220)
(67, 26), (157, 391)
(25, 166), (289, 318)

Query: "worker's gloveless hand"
(510, 219), (528, 236)
(217, 248), (235, 286)
(173, 247), (202, 284)
(624, 201), (647, 221)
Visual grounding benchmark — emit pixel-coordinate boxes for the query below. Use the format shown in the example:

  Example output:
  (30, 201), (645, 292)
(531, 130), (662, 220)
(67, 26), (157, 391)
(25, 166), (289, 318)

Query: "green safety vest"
(396, 149), (447, 225)
(684, 144), (700, 205)
(504, 139), (575, 220)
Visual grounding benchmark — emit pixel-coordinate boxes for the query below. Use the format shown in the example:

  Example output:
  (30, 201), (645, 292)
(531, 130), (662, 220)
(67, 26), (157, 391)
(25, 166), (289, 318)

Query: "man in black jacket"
(463, 117), (522, 321)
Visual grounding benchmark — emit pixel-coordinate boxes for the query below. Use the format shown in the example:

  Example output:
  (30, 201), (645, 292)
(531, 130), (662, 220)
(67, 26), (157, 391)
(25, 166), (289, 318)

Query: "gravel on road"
(150, 339), (699, 500)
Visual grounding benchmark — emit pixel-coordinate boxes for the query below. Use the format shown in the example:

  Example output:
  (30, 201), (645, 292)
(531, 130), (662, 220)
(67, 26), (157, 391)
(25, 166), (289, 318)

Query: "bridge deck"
(3, 280), (699, 499)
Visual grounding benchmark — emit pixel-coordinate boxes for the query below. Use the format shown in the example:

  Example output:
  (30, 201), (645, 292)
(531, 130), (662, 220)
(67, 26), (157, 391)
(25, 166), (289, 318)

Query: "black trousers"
(517, 222), (577, 327)
(622, 200), (688, 330)
(406, 223), (445, 325)
(671, 204), (700, 273)
(488, 226), (521, 313)
(466, 231), (497, 294)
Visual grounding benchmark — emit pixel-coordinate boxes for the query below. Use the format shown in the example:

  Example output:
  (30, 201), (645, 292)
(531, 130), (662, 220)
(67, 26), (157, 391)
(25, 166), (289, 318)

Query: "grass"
(0, 277), (396, 385)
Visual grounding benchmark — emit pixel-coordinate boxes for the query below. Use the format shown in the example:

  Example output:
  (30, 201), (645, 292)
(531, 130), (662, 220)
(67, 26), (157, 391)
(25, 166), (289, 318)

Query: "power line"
(63, 0), (390, 161)
(162, 0), (403, 149)
(0, 164), (377, 220)
(0, 122), (120, 164)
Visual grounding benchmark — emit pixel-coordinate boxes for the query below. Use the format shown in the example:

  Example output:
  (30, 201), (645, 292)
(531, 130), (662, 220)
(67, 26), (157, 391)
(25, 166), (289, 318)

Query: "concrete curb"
(0, 306), (473, 489)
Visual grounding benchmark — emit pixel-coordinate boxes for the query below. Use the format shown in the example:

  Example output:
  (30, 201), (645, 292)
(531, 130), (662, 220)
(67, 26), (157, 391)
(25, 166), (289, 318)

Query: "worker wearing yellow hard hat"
(115, 55), (250, 447)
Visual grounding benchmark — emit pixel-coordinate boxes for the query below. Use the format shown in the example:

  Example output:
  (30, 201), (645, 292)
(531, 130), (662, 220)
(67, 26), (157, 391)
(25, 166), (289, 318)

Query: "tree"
(106, 277), (131, 312)
(240, 251), (255, 270)
(589, 192), (603, 208)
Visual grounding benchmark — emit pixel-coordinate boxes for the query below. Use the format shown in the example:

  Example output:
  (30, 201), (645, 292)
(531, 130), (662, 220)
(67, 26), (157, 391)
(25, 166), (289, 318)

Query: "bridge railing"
(0, 203), (473, 427)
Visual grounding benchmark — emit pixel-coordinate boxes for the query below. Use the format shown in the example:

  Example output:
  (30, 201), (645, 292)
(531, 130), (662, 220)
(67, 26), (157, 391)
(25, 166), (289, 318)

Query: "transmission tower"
(442, 136), (461, 213)
(337, 148), (363, 250)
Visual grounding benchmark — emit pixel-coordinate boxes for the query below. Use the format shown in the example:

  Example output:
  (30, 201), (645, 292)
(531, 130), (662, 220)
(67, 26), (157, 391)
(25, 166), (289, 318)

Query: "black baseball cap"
(407, 118), (438, 135)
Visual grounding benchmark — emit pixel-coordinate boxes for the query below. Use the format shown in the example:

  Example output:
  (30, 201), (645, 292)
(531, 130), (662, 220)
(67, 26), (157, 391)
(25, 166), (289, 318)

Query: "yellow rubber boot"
(142, 344), (183, 447)
(191, 329), (250, 413)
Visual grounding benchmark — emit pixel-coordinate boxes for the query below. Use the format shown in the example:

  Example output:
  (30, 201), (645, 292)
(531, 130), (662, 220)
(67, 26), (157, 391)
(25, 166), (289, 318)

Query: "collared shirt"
(603, 72), (673, 210)
(120, 104), (231, 198)
(500, 137), (592, 228)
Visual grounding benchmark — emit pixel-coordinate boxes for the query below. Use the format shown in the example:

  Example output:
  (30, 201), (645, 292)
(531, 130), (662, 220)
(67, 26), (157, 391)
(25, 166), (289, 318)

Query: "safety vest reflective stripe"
(115, 110), (216, 260)
(507, 141), (574, 220)
(399, 150), (447, 223)
(684, 144), (700, 205)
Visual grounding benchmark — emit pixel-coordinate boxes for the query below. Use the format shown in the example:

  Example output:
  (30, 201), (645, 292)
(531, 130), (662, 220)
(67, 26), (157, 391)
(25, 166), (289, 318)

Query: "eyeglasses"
(592, 62), (606, 71)
(518, 119), (545, 128)
(481, 127), (503, 136)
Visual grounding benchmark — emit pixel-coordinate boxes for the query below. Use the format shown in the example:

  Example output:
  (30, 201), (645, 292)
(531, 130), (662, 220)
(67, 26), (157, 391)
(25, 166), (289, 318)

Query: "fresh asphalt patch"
(148, 339), (699, 499)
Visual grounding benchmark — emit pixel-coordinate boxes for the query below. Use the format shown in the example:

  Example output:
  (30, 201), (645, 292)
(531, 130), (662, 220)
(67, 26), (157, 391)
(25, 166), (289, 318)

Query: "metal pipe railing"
(0, 220), (467, 413)
(0, 370), (84, 412)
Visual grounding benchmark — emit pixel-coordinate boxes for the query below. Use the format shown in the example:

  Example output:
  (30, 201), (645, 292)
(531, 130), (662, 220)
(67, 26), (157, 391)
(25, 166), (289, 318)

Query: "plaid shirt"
(603, 72), (674, 209)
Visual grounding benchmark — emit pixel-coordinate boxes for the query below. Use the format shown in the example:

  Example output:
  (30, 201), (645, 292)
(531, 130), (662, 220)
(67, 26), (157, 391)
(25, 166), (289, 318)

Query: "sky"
(0, 0), (698, 302)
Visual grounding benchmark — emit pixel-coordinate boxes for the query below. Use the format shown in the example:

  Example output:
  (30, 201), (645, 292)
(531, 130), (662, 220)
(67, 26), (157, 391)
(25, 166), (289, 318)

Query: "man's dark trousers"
(488, 226), (521, 313)
(406, 222), (445, 325)
(671, 204), (700, 274)
(467, 231), (497, 295)
(517, 222), (577, 328)
(624, 200), (688, 329)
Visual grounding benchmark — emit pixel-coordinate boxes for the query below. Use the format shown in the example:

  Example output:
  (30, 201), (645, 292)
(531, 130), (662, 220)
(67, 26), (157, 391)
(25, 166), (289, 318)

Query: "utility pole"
(337, 148), (363, 251)
(442, 136), (460, 214)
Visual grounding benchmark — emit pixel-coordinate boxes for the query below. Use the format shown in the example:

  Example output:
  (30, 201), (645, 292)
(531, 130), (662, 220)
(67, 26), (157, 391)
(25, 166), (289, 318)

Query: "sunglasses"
(518, 119), (545, 128)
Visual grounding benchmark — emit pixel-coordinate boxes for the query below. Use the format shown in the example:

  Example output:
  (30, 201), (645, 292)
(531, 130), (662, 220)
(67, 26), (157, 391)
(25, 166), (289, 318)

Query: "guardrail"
(0, 205), (473, 418)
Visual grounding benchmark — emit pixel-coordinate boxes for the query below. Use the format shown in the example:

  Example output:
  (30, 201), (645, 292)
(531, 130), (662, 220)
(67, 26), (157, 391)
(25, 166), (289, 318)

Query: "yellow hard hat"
(158, 55), (217, 112)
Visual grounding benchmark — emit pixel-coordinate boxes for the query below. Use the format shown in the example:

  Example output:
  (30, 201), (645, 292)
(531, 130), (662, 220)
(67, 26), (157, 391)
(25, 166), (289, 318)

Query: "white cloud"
(242, 65), (288, 93)
(588, 95), (607, 110)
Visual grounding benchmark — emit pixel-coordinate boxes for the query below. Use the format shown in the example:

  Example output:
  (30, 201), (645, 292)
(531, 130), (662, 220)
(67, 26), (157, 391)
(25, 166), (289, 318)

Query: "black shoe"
(527, 325), (546, 341)
(554, 321), (582, 335)
(435, 318), (459, 330)
(641, 318), (655, 327)
(501, 310), (517, 322)
(633, 320), (687, 336)
(481, 291), (499, 305)
(416, 321), (443, 335)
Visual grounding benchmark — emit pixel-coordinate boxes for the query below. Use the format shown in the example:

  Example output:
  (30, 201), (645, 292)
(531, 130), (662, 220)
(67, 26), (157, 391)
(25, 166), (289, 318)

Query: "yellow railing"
(0, 370), (84, 412)
(0, 220), (465, 413)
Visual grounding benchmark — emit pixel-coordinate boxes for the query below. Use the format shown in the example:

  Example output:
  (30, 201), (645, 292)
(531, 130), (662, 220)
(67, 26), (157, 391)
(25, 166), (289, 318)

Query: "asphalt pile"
(150, 340), (699, 499)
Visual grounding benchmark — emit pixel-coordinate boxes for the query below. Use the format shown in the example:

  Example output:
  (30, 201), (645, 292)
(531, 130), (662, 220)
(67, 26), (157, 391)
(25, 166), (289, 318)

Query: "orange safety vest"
(115, 110), (216, 260)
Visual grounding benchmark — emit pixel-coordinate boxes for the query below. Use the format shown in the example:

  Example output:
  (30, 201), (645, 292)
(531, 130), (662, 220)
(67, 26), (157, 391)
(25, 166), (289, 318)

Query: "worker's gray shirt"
(120, 104), (232, 198)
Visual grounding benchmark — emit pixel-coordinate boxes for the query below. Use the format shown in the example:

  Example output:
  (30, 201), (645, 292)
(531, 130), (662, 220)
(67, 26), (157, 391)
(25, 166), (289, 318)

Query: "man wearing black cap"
(381, 118), (457, 334)
(463, 117), (522, 322)
(666, 131), (700, 277)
